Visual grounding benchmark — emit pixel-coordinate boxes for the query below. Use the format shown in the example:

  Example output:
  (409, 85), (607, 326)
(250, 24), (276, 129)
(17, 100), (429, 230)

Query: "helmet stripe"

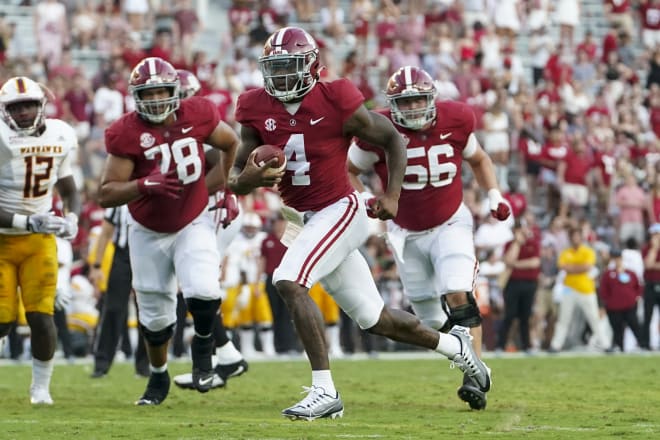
(274, 28), (287, 47)
(16, 77), (26, 93)
(148, 57), (157, 76)
(404, 66), (413, 90)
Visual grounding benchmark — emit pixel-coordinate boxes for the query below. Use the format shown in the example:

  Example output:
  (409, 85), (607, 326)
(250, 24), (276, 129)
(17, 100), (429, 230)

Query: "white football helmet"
(0, 76), (47, 136)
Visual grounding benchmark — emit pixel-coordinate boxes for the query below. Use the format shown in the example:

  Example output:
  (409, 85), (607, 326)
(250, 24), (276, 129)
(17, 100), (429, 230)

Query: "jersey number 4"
(404, 144), (457, 190)
(143, 138), (202, 184)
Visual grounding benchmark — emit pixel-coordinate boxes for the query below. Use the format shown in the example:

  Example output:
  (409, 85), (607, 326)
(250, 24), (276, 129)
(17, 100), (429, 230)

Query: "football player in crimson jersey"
(348, 66), (511, 410)
(134, 68), (246, 391)
(229, 27), (490, 421)
(0, 76), (81, 405)
(98, 57), (240, 405)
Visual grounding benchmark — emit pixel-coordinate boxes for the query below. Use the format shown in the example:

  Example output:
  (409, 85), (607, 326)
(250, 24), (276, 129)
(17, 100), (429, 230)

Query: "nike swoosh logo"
(440, 132), (452, 140)
(199, 376), (214, 386)
(310, 117), (325, 125)
(143, 180), (159, 186)
(182, 126), (193, 133)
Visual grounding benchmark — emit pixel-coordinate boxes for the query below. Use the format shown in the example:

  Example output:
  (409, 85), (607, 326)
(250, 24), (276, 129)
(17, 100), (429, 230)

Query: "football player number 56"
(403, 144), (457, 190)
(143, 138), (202, 184)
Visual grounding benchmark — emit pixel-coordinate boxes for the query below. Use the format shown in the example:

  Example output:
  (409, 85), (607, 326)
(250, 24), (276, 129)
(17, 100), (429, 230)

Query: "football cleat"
(457, 373), (487, 410)
(191, 335), (215, 393)
(282, 386), (344, 421)
(448, 327), (492, 392)
(135, 371), (170, 406)
(173, 358), (248, 390)
(216, 359), (249, 381)
(30, 386), (53, 405)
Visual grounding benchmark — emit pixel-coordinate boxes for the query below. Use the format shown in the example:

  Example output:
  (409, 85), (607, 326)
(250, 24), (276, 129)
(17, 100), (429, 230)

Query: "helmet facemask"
(259, 52), (317, 102)
(389, 91), (437, 130)
(2, 99), (46, 136)
(132, 83), (180, 123)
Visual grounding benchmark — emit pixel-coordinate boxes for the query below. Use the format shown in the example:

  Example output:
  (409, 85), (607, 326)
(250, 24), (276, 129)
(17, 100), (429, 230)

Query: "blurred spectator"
(93, 73), (123, 125)
(71, 2), (101, 50)
(604, 0), (634, 39)
(123, 0), (150, 31)
(640, 0), (660, 50)
(615, 173), (649, 245)
(556, 136), (593, 219)
(554, 0), (580, 49)
(174, 0), (201, 65)
(550, 227), (607, 352)
(497, 218), (541, 353)
(599, 248), (642, 352)
(642, 223), (660, 349)
(34, 0), (69, 72)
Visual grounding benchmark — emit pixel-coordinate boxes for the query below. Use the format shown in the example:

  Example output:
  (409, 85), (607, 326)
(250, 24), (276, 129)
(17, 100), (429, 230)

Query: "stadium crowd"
(2, 0), (660, 367)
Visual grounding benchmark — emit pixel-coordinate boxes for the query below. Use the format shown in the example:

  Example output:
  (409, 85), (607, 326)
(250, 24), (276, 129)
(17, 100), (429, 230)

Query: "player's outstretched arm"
(228, 125), (283, 195)
(344, 107), (406, 219)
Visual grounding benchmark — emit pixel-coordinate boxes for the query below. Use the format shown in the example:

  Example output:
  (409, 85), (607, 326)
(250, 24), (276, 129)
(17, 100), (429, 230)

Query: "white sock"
(260, 329), (276, 356)
(312, 370), (336, 396)
(326, 325), (343, 354)
(435, 333), (462, 358)
(216, 341), (243, 365)
(150, 363), (168, 373)
(32, 358), (54, 390)
(240, 328), (255, 354)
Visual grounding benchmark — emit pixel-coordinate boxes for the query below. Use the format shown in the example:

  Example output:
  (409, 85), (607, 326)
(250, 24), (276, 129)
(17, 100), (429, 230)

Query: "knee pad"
(140, 324), (174, 347)
(446, 292), (482, 328)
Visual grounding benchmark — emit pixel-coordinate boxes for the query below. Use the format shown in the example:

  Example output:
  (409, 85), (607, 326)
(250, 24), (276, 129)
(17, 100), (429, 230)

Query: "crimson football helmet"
(385, 66), (437, 130)
(129, 57), (180, 123)
(0, 76), (47, 136)
(177, 69), (201, 99)
(259, 26), (321, 102)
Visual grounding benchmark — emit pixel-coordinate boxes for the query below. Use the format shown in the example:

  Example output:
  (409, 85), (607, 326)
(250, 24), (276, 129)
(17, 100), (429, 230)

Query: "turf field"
(1, 352), (658, 439)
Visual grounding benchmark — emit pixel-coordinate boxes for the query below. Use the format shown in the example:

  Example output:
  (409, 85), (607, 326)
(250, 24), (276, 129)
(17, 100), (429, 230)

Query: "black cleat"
(135, 371), (170, 406)
(191, 335), (215, 393)
(215, 359), (249, 381)
(457, 373), (487, 410)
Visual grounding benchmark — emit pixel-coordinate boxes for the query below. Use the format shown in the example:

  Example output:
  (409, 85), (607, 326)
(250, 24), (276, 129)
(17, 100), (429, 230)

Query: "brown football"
(253, 144), (285, 168)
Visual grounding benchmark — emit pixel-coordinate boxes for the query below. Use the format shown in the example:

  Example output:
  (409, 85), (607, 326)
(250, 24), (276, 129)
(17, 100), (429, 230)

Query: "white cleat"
(30, 386), (53, 405)
(448, 327), (492, 392)
(282, 386), (344, 421)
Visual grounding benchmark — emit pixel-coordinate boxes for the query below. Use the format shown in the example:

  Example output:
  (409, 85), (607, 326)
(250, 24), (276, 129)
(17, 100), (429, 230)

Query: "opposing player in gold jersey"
(0, 76), (80, 405)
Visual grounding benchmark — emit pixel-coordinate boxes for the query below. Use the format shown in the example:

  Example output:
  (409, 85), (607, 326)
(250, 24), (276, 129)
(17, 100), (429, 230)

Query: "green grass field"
(1, 353), (659, 439)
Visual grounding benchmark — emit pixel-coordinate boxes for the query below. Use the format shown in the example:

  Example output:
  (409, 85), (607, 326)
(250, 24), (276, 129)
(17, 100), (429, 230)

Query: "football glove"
(209, 188), (240, 229)
(359, 191), (379, 219)
(56, 213), (79, 241)
(13, 213), (67, 234)
(137, 169), (183, 199)
(488, 189), (511, 221)
(54, 286), (72, 312)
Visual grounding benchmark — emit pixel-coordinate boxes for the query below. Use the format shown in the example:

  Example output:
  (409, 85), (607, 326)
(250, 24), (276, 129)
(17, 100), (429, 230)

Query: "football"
(253, 144), (286, 169)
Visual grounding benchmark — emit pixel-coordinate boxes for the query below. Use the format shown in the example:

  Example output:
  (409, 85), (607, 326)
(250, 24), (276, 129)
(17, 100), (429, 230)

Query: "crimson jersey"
(352, 101), (477, 231)
(105, 96), (220, 232)
(235, 79), (362, 212)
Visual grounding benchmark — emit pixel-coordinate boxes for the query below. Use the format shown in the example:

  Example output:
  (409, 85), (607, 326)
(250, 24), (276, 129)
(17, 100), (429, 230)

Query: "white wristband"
(12, 214), (28, 230)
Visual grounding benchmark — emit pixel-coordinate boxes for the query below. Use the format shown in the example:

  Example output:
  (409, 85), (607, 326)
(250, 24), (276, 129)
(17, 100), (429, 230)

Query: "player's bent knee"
(140, 324), (174, 346)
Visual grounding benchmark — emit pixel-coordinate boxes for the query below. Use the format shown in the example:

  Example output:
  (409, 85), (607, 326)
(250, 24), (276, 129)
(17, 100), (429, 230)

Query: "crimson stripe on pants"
(296, 193), (359, 286)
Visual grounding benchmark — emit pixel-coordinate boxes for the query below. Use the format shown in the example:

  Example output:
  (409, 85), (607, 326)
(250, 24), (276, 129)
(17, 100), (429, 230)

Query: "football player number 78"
(143, 138), (203, 184)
